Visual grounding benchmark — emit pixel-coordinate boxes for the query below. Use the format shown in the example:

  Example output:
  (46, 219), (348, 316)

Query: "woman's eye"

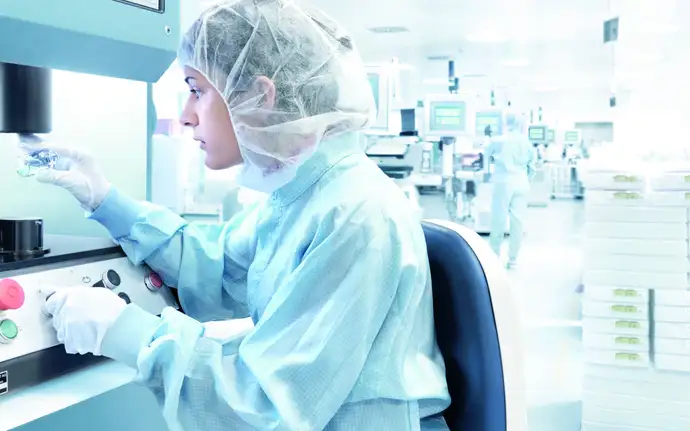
(190, 89), (201, 99)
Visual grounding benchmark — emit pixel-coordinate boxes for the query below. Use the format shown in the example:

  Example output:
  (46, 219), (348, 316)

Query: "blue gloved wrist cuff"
(88, 187), (145, 239)
(101, 304), (160, 369)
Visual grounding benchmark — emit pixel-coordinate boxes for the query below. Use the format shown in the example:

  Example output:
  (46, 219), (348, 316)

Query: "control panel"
(0, 257), (177, 372)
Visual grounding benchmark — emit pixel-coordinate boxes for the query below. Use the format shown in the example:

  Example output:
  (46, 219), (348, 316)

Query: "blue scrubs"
(485, 133), (535, 263)
(90, 133), (451, 430)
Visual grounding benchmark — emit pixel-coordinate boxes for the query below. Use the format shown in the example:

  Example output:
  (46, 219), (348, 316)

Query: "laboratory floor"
(420, 193), (586, 430)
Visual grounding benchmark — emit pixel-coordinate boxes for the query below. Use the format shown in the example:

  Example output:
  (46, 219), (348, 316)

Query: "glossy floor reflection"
(420, 193), (585, 430)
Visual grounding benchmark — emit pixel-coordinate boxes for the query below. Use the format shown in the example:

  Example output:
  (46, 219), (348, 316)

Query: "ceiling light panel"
(368, 26), (410, 34)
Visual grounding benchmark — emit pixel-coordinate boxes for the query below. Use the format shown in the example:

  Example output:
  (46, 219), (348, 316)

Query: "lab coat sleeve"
(101, 208), (402, 431)
(89, 187), (260, 320)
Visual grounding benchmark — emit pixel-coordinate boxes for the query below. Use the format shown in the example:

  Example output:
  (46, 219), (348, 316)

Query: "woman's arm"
(101, 206), (406, 430)
(89, 187), (261, 320)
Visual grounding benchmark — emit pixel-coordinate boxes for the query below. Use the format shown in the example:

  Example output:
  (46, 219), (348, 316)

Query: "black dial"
(105, 270), (121, 287)
(93, 270), (121, 289)
(117, 292), (131, 304)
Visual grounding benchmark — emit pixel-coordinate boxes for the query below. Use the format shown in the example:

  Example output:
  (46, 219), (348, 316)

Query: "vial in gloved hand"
(15, 133), (60, 178)
(16, 149), (60, 177)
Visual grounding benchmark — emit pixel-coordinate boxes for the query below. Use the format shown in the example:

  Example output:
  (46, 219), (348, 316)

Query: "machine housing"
(0, 236), (178, 395)
(0, 0), (181, 400)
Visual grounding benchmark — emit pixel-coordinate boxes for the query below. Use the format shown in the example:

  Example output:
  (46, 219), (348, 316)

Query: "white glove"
(19, 134), (111, 211)
(42, 286), (127, 356)
(202, 318), (254, 343)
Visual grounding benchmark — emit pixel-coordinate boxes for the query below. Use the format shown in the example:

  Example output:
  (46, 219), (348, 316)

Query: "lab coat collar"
(272, 132), (363, 206)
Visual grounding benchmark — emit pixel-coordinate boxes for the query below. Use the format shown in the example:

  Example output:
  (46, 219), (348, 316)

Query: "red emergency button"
(0, 279), (25, 311)
(145, 273), (163, 291)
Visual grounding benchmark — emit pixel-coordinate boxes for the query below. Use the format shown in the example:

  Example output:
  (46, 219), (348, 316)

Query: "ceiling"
(183, 0), (615, 90)
(181, 0), (688, 121)
(313, 0), (614, 91)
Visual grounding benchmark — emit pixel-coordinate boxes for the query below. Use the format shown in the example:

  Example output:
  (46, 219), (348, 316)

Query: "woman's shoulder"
(304, 187), (419, 251)
(295, 155), (422, 234)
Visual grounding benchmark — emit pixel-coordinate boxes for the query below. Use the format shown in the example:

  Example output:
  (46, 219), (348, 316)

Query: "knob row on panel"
(0, 269), (164, 345)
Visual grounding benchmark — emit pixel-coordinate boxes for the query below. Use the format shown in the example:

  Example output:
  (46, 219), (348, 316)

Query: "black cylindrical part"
(0, 218), (46, 255)
(0, 62), (52, 134)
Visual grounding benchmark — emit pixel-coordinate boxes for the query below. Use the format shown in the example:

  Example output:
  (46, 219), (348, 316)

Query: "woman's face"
(179, 66), (242, 170)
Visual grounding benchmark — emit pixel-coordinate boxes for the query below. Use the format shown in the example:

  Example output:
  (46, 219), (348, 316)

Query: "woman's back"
(237, 132), (451, 429)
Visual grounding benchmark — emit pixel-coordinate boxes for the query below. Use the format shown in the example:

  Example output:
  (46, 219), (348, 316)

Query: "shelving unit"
(580, 168), (690, 431)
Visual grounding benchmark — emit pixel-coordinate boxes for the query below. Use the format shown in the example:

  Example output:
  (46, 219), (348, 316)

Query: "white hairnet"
(178, 0), (374, 190)
(504, 111), (524, 133)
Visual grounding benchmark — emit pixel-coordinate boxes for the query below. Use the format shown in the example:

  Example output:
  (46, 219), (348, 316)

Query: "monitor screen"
(475, 111), (502, 136)
(546, 129), (555, 142)
(401, 109), (416, 133)
(429, 101), (466, 133)
(528, 126), (546, 141)
(564, 130), (580, 143)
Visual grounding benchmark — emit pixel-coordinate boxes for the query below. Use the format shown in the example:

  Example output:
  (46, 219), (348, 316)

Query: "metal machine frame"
(0, 0), (181, 415)
(0, 0), (179, 82)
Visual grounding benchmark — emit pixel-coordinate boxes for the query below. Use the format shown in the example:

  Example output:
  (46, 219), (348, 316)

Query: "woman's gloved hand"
(42, 286), (127, 356)
(19, 135), (111, 211)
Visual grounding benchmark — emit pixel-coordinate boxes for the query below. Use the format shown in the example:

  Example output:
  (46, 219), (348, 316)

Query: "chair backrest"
(422, 221), (507, 431)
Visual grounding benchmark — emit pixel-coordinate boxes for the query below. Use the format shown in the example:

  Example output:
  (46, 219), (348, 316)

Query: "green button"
(0, 319), (18, 340)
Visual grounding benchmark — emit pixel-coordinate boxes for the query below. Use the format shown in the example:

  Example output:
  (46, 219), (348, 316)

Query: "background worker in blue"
(485, 112), (536, 269)
(35, 1), (451, 430)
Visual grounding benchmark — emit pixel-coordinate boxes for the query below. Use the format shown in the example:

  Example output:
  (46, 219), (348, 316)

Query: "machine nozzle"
(0, 62), (52, 134)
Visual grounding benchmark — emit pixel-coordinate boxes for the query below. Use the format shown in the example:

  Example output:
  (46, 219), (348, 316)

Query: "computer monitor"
(564, 129), (581, 144)
(546, 128), (555, 143)
(528, 125), (547, 142)
(475, 110), (503, 136)
(424, 96), (469, 137)
(400, 109), (416, 135)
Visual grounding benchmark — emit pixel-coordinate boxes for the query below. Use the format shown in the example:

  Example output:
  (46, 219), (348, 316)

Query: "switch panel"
(0, 256), (177, 372)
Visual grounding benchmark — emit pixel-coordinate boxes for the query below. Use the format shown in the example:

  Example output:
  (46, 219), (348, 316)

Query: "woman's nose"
(179, 100), (198, 127)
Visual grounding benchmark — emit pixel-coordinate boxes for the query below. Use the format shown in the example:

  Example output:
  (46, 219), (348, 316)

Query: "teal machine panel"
(0, 0), (179, 82)
(0, 3), (180, 430)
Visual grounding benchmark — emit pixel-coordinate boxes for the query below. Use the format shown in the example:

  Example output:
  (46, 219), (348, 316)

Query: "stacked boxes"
(581, 169), (690, 430)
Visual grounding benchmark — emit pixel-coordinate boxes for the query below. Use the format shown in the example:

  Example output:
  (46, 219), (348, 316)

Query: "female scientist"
(36, 1), (451, 430)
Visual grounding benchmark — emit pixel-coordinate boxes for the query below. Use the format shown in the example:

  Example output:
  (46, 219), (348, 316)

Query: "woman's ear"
(253, 76), (276, 109)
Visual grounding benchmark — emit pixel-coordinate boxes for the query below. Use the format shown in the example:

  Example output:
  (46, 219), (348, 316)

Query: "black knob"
(93, 270), (121, 289)
(105, 270), (121, 287)
(117, 292), (131, 304)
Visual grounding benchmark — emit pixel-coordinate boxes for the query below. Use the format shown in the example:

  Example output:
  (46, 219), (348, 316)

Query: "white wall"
(0, 71), (148, 237)
(373, 49), (615, 127)
(391, 60), (614, 127)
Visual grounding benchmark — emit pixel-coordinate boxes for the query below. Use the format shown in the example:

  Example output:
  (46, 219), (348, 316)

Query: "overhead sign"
(604, 17), (619, 43)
